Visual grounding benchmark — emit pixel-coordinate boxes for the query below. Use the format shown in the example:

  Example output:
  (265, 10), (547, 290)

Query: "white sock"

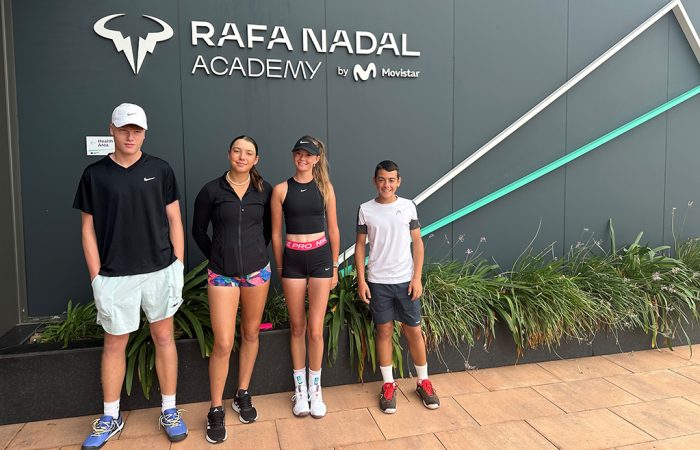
(415, 364), (429, 382)
(380, 365), (394, 384)
(103, 399), (120, 419)
(309, 369), (322, 392)
(293, 368), (307, 391)
(161, 394), (176, 413)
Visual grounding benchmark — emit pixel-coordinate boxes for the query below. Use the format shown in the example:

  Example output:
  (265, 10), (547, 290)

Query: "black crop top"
(282, 177), (326, 234)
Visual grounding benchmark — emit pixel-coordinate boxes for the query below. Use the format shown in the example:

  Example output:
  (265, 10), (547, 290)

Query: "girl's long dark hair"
(229, 135), (263, 192)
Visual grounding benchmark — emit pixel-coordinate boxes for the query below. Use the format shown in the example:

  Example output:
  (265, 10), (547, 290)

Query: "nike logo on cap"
(299, 140), (309, 144)
(127, 112), (137, 116)
(144, 177), (156, 181)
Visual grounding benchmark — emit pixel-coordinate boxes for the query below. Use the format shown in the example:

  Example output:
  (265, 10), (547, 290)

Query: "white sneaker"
(292, 385), (310, 417)
(309, 386), (326, 419)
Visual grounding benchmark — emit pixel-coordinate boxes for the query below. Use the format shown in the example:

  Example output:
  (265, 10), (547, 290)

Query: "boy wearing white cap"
(74, 103), (188, 449)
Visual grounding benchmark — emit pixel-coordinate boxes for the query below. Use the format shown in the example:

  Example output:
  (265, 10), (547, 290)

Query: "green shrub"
(421, 260), (500, 349)
(39, 300), (104, 346)
(263, 289), (290, 328)
(41, 222), (700, 391)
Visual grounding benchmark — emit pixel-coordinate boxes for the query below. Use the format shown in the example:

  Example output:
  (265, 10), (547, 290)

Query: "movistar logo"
(94, 14), (174, 75)
(353, 63), (376, 82)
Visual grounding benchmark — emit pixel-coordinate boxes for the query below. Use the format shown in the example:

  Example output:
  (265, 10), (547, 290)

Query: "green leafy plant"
(39, 300), (104, 346)
(263, 289), (290, 328)
(677, 237), (700, 272)
(496, 244), (601, 355)
(567, 248), (645, 333)
(421, 260), (500, 349)
(609, 227), (700, 349)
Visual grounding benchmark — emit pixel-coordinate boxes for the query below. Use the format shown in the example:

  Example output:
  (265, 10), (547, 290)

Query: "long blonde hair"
(304, 135), (331, 208)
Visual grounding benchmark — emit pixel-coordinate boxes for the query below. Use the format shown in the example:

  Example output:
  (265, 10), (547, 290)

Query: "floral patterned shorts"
(207, 263), (271, 288)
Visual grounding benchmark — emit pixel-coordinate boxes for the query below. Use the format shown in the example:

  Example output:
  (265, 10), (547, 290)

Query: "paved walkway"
(2, 348), (700, 449)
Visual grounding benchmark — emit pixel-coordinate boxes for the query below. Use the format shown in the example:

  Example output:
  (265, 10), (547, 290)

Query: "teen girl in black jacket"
(192, 135), (272, 444)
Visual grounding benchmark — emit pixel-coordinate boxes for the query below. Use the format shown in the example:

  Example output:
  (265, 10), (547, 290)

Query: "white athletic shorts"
(91, 259), (184, 335)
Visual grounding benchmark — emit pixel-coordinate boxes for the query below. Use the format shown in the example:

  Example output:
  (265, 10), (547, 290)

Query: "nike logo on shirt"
(300, 189), (308, 192)
(144, 177), (156, 181)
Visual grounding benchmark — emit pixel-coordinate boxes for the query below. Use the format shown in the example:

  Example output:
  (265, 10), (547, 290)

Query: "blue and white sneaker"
(159, 408), (188, 442)
(81, 414), (124, 450)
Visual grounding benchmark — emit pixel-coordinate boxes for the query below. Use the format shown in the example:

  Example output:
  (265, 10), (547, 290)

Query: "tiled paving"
(2, 347), (699, 449)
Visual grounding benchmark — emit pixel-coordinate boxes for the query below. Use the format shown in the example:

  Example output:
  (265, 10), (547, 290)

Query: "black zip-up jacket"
(192, 174), (272, 277)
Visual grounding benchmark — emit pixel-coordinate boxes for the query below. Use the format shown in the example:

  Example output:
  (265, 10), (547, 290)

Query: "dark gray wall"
(453, 0), (568, 265)
(565, 0), (669, 252)
(8, 0), (700, 316)
(12, 0), (184, 316)
(0, 0), (23, 334)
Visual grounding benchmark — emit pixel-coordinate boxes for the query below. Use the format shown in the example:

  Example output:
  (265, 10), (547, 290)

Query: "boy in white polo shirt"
(355, 160), (440, 414)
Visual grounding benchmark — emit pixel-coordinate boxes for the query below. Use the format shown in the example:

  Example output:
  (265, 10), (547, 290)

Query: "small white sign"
(86, 136), (114, 156)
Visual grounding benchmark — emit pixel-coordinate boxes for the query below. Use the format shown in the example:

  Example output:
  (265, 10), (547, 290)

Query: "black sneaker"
(206, 406), (226, 444)
(232, 389), (258, 423)
(379, 382), (398, 414)
(416, 379), (440, 410)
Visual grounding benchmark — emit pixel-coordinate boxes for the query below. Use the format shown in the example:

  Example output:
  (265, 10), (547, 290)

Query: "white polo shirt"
(357, 196), (420, 284)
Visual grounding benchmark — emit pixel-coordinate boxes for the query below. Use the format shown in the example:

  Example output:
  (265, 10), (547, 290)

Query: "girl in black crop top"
(271, 135), (340, 419)
(192, 135), (272, 436)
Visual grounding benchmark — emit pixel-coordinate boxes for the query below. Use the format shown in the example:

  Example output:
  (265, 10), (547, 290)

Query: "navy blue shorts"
(367, 281), (421, 327)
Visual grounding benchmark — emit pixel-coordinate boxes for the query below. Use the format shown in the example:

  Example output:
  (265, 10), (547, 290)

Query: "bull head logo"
(94, 14), (173, 75)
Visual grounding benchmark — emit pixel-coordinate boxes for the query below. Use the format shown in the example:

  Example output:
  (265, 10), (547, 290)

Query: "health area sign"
(94, 14), (422, 81)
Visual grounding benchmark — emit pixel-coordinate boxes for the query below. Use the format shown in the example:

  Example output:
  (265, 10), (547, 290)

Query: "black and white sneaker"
(206, 406), (226, 444)
(232, 389), (258, 424)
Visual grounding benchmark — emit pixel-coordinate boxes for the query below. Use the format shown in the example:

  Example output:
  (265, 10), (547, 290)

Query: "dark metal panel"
(325, 0), (454, 260)
(0, 0), (23, 332)
(452, 0), (568, 268)
(564, 0), (669, 251)
(12, 0), (184, 315)
(664, 2), (700, 247)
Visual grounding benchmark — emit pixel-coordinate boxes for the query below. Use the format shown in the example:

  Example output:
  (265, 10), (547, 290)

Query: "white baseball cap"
(111, 103), (148, 130)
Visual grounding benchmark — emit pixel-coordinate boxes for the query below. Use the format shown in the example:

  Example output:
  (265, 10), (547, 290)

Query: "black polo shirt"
(73, 153), (180, 276)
